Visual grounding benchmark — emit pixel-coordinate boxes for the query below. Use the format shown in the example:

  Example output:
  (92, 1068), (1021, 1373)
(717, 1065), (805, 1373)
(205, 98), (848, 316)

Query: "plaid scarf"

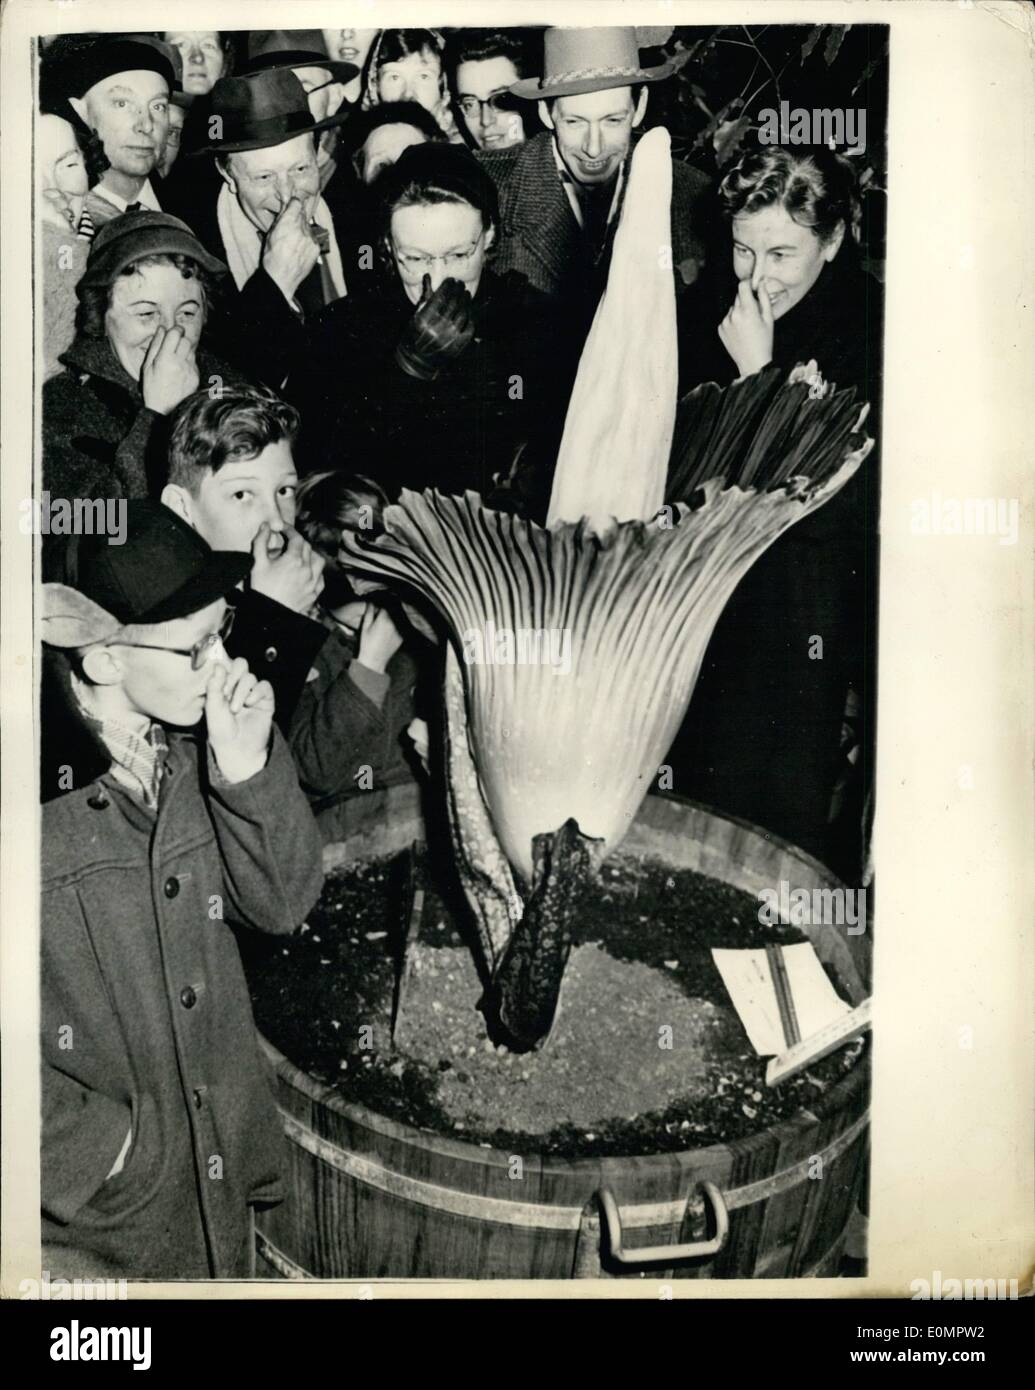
(72, 683), (169, 810)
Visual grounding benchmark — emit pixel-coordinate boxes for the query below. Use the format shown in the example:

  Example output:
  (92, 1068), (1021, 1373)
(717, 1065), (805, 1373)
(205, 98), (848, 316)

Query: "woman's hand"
(357, 602), (404, 674)
(718, 279), (775, 378)
(204, 657), (275, 784)
(394, 275), (476, 380)
(140, 325), (200, 414)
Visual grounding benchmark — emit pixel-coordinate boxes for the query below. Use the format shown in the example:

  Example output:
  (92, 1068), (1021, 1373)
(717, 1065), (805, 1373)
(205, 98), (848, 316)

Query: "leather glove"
(394, 274), (477, 381)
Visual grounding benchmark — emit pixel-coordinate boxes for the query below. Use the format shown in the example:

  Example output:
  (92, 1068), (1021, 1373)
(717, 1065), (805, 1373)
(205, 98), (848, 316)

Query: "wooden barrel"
(255, 783), (869, 1280)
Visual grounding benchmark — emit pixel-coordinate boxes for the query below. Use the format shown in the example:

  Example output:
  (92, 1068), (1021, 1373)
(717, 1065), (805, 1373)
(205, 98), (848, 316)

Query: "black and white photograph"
(2, 0), (1032, 1326)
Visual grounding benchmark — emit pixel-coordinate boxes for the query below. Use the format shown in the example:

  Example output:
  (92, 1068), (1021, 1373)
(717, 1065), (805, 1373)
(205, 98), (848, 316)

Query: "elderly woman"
(670, 147), (884, 877)
(43, 210), (239, 502)
(362, 28), (463, 143)
(286, 142), (574, 506)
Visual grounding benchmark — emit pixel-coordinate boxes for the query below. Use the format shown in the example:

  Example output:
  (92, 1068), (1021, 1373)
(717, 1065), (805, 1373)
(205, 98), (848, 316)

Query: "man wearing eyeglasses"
(448, 30), (535, 152)
(39, 501), (324, 1278)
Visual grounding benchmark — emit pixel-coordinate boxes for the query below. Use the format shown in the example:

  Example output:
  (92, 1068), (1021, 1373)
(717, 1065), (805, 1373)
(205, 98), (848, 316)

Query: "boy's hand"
(718, 279), (774, 378)
(357, 602), (404, 674)
(204, 656), (275, 784)
(250, 523), (325, 613)
(407, 718), (430, 774)
(140, 325), (200, 414)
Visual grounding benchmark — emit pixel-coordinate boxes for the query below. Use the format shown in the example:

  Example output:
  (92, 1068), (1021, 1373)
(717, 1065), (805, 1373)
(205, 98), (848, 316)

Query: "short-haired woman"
(671, 146), (884, 879)
(287, 143), (573, 509)
(43, 210), (241, 502)
(681, 145), (881, 398)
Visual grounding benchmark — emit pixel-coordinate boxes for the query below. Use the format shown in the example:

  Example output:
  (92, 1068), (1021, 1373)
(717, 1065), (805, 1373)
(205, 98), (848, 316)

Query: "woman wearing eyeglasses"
(287, 142), (574, 508)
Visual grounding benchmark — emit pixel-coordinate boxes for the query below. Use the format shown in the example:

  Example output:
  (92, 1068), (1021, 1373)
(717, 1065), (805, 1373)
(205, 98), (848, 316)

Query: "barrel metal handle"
(597, 1181), (729, 1266)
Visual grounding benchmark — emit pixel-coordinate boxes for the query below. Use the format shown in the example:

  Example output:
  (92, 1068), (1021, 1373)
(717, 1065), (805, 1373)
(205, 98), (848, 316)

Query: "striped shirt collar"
(71, 680), (169, 810)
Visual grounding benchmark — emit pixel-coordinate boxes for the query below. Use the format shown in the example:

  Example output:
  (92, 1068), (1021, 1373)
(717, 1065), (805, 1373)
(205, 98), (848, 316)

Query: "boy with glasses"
(40, 501), (323, 1277)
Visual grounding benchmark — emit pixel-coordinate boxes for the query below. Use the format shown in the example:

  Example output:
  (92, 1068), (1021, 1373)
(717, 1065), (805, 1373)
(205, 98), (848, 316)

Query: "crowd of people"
(35, 24), (883, 1279)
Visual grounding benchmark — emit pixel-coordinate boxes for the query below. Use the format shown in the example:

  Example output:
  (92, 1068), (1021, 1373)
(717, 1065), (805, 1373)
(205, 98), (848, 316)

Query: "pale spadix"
(340, 128), (873, 1043)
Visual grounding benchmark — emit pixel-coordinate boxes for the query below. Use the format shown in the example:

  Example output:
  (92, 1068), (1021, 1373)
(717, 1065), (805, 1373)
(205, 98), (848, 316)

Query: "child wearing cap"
(40, 501), (324, 1278)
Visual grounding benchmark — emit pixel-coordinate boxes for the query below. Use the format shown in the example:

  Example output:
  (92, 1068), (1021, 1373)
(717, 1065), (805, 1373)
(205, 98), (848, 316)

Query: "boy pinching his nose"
(39, 502), (323, 1279)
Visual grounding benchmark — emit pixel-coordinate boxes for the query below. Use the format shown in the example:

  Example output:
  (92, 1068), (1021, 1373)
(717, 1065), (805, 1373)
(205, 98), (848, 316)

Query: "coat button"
(264, 645), (278, 663)
(180, 986), (197, 1009)
(87, 791), (110, 810)
(192, 1087), (206, 1109)
(164, 877), (180, 899)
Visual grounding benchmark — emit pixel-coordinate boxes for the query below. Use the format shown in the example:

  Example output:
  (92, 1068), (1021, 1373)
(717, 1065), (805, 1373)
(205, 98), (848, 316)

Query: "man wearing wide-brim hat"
(477, 26), (713, 320)
(170, 67), (353, 391)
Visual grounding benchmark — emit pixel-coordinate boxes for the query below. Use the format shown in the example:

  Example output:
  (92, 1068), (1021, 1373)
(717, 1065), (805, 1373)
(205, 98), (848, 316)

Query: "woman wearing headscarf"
(42, 210), (240, 502)
(361, 28), (465, 144)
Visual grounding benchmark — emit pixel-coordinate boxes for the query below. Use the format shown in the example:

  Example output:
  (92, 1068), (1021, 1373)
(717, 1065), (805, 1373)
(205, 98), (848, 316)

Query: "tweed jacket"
(477, 130), (714, 313)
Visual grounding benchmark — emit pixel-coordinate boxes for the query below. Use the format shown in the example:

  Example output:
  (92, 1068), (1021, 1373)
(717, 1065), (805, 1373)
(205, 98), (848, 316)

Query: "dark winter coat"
(162, 170), (334, 392)
(667, 254), (883, 872)
(288, 621), (422, 811)
(286, 268), (577, 500)
(477, 130), (715, 332)
(42, 334), (240, 503)
(40, 656), (324, 1279)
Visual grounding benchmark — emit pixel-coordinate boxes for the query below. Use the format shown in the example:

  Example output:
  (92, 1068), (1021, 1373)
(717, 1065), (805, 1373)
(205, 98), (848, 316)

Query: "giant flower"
(341, 130), (873, 1048)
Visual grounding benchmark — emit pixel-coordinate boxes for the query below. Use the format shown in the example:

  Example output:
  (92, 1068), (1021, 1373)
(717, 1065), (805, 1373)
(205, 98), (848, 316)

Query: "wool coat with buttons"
(40, 656), (324, 1279)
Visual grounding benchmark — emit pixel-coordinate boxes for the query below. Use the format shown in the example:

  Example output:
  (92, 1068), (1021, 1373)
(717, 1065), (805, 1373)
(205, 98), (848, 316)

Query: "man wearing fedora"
(64, 37), (176, 229)
(478, 26), (713, 324)
(170, 68), (353, 390)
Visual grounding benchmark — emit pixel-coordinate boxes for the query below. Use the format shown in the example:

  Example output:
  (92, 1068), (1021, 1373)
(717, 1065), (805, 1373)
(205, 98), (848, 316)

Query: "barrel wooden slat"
(255, 785), (870, 1279)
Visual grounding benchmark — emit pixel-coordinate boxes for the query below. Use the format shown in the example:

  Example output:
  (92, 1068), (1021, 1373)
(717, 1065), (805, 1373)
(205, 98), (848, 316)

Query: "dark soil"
(238, 851), (867, 1159)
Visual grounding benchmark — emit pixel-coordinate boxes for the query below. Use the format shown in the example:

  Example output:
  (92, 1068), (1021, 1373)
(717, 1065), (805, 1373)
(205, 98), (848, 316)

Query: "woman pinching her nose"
(42, 211), (243, 505)
(691, 145), (880, 400)
(669, 145), (884, 879)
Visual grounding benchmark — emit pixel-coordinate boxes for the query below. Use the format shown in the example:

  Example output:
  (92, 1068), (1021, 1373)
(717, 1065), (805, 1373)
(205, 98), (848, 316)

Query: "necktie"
(125, 202), (143, 213)
(575, 184), (614, 261)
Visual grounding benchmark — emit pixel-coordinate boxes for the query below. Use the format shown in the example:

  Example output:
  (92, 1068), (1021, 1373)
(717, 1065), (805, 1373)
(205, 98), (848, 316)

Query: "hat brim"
(510, 54), (686, 101)
(81, 231), (228, 287)
(238, 50), (360, 87)
(193, 103), (354, 155)
(138, 552), (252, 626)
